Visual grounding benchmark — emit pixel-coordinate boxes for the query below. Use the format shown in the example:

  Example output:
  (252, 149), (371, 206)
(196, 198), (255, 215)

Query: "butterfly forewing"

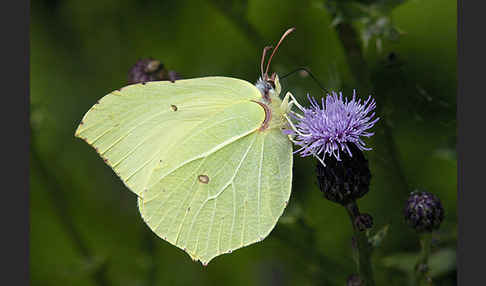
(75, 77), (263, 197)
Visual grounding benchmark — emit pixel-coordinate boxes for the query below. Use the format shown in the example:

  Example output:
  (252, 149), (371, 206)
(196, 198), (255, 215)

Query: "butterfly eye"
(268, 73), (277, 88)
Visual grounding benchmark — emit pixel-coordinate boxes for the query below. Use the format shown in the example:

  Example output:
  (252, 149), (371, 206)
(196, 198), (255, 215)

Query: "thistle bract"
(291, 90), (379, 163)
(316, 144), (371, 205)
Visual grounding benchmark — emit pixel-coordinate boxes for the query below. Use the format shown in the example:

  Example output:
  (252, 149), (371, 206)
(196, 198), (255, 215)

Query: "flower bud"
(347, 274), (364, 286)
(404, 191), (444, 232)
(354, 213), (373, 231)
(316, 144), (371, 205)
(127, 58), (180, 84)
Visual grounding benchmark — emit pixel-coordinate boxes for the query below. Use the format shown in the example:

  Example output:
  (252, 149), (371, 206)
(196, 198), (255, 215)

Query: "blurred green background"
(30, 0), (456, 285)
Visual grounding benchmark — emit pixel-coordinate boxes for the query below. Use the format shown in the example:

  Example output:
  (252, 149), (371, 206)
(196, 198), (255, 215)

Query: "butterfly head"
(255, 73), (281, 101)
(256, 27), (294, 102)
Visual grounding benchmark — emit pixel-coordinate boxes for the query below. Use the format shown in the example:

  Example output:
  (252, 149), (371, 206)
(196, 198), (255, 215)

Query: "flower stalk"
(345, 202), (375, 286)
(414, 233), (433, 286)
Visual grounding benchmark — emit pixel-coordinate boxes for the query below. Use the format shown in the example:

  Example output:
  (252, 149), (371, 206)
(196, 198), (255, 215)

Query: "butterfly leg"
(312, 153), (326, 166)
(283, 92), (306, 113)
(280, 92), (291, 114)
(282, 114), (310, 138)
(281, 92), (304, 121)
(286, 133), (326, 166)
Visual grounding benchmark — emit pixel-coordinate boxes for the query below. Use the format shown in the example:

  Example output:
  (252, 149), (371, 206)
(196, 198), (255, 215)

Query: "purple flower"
(404, 191), (444, 232)
(290, 90), (379, 162)
(127, 58), (180, 84)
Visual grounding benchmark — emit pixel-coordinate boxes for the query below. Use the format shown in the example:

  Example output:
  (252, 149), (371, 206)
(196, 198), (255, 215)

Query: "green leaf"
(368, 224), (389, 248)
(428, 248), (456, 278)
(382, 252), (417, 273)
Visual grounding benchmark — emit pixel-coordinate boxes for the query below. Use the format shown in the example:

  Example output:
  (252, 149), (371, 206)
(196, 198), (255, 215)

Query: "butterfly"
(74, 27), (302, 265)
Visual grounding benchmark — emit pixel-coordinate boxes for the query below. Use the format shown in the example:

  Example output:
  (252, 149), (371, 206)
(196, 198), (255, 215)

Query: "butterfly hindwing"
(138, 128), (292, 264)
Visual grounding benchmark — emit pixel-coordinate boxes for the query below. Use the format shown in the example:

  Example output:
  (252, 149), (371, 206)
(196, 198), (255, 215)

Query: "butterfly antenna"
(281, 67), (330, 94)
(261, 46), (273, 79)
(264, 27), (296, 77)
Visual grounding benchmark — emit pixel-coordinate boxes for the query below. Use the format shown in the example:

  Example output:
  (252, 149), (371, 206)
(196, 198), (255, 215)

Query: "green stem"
(335, 22), (371, 92)
(414, 233), (433, 286)
(345, 202), (375, 286)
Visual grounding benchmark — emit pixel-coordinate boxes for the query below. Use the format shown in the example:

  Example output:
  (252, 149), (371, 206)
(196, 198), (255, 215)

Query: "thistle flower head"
(291, 90), (379, 162)
(404, 191), (444, 232)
